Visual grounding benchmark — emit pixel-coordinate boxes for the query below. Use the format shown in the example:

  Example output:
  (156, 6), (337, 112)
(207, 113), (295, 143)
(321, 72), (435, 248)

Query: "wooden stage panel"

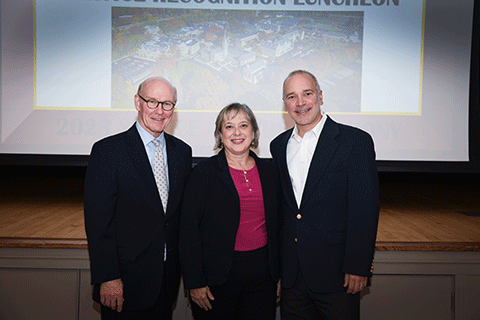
(376, 182), (480, 251)
(0, 177), (86, 248)
(1, 179), (479, 250)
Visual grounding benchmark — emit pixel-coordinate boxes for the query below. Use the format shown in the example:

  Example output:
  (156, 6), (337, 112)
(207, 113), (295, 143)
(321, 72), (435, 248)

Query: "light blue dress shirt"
(136, 122), (170, 260)
(135, 122), (169, 191)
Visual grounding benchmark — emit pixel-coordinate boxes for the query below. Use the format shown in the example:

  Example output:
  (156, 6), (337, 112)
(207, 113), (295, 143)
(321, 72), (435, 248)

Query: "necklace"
(243, 170), (252, 192)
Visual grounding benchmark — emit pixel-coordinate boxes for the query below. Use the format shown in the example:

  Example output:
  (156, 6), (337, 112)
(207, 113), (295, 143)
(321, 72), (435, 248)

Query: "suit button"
(296, 214), (302, 219)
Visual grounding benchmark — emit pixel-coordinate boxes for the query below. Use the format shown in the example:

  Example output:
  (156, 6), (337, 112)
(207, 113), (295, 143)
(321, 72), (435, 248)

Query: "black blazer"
(270, 116), (380, 293)
(84, 124), (192, 310)
(179, 149), (281, 290)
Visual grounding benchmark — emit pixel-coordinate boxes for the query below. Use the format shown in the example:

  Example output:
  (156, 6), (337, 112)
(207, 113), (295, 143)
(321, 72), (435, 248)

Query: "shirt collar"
(135, 121), (166, 148)
(291, 111), (327, 142)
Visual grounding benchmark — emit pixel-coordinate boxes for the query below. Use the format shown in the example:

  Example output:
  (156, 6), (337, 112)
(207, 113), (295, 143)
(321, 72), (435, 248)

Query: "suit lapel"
(300, 116), (340, 209)
(255, 154), (273, 215)
(124, 124), (163, 213)
(216, 149), (242, 201)
(276, 129), (298, 211)
(165, 133), (180, 217)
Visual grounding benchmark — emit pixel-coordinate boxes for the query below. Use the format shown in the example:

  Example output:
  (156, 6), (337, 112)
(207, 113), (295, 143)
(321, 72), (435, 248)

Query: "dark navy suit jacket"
(270, 116), (380, 293)
(84, 124), (192, 310)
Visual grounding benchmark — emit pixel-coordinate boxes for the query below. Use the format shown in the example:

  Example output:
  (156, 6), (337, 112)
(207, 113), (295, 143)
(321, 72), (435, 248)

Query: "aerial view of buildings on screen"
(112, 8), (363, 112)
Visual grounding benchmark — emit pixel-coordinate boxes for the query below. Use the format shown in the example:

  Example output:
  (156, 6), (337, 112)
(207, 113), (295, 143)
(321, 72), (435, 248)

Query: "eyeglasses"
(137, 94), (175, 111)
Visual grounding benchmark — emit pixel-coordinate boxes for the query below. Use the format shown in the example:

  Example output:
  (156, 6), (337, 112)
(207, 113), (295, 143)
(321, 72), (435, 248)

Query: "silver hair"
(137, 76), (177, 103)
(282, 70), (322, 99)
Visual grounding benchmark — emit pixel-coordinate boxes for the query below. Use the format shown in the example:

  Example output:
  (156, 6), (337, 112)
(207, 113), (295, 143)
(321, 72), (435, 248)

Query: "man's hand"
(100, 278), (124, 312)
(190, 286), (214, 311)
(344, 274), (367, 294)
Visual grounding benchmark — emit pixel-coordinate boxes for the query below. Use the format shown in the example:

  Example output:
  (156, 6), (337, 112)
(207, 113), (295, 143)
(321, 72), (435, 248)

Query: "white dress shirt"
(287, 112), (327, 208)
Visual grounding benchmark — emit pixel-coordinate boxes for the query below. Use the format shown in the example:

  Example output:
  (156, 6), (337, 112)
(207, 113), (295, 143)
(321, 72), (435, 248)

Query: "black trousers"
(191, 245), (277, 320)
(281, 266), (360, 320)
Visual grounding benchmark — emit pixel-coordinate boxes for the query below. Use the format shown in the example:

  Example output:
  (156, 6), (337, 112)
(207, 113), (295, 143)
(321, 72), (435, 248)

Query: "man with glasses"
(84, 76), (192, 319)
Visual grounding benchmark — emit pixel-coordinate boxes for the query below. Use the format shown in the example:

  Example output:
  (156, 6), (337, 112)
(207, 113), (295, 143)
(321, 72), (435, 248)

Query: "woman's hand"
(190, 286), (215, 310)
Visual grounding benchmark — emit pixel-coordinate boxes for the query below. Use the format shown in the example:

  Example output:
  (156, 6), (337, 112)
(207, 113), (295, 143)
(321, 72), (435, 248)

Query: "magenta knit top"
(229, 164), (268, 251)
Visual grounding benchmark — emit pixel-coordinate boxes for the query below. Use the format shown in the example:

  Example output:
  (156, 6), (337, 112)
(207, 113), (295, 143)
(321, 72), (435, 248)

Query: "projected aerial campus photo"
(111, 8), (364, 113)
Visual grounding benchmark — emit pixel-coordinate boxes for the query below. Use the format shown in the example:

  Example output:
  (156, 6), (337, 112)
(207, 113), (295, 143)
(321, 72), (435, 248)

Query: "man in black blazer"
(84, 77), (192, 319)
(270, 70), (380, 319)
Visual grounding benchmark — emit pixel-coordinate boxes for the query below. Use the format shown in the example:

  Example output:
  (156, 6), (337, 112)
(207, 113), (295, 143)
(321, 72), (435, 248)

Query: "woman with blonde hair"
(180, 103), (281, 320)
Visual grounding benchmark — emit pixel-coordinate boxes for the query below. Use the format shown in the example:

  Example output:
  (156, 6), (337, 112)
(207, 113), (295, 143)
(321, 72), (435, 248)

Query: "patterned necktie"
(152, 139), (168, 212)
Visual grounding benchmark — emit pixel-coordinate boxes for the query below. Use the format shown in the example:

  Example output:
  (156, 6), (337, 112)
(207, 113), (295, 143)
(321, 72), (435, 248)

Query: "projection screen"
(0, 0), (475, 162)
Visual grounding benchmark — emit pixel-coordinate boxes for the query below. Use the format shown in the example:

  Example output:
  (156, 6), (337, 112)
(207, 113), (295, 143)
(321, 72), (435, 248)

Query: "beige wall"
(0, 248), (479, 320)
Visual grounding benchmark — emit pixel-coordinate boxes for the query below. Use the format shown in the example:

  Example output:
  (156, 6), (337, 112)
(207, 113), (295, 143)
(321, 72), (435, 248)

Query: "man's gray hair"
(137, 76), (178, 103)
(282, 70), (321, 99)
